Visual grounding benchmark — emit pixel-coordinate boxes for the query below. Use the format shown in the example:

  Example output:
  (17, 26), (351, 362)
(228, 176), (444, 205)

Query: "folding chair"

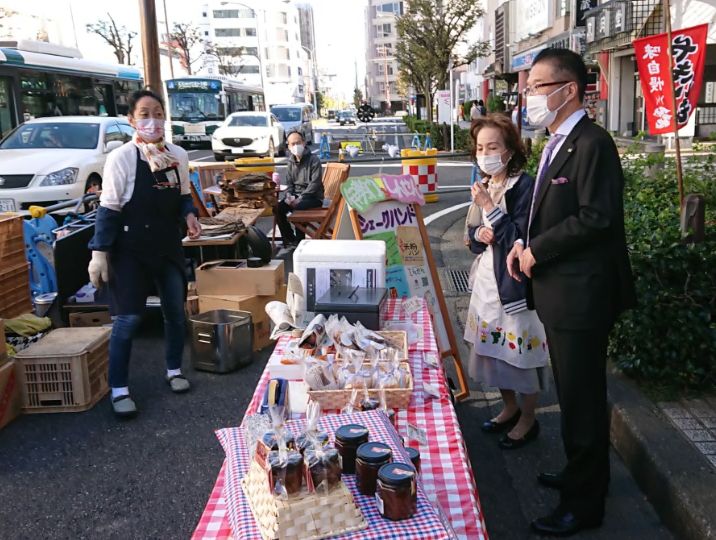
(288, 162), (351, 240)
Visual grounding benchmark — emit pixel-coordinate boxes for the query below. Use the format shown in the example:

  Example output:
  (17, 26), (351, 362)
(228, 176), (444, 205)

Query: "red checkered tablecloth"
(192, 299), (488, 540)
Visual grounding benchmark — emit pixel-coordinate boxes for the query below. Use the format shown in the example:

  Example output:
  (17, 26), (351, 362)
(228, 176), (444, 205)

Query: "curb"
(608, 369), (716, 540)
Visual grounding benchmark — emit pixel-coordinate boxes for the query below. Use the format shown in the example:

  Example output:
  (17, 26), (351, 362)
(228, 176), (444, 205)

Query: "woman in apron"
(87, 89), (201, 418)
(463, 114), (549, 449)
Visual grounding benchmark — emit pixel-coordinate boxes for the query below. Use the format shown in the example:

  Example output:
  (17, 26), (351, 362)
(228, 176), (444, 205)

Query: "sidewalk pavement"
(428, 204), (714, 539)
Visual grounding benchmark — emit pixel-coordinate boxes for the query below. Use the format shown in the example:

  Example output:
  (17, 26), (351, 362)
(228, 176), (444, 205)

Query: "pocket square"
(551, 177), (569, 185)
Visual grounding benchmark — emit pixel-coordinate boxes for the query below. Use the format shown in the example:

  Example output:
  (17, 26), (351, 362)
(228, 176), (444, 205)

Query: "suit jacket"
(527, 115), (636, 330)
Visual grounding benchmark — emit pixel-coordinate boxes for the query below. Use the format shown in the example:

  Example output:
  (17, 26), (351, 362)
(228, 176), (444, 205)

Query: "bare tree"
(166, 22), (206, 76)
(86, 14), (137, 65)
(204, 42), (246, 77)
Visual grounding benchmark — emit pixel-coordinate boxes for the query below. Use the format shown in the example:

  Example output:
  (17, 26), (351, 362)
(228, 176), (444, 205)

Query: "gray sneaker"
(166, 374), (191, 393)
(112, 395), (138, 418)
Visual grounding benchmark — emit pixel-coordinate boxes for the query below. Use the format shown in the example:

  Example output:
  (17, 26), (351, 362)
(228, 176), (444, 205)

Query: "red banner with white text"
(633, 24), (708, 135)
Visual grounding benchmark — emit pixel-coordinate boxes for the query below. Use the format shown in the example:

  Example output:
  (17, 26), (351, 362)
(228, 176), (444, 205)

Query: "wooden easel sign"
(335, 174), (469, 400)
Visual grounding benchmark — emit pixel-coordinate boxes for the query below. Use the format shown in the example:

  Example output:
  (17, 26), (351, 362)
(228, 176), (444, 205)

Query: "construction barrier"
(400, 148), (439, 203)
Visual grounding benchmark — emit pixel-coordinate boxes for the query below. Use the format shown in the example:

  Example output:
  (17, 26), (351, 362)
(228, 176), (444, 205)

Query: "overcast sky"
(2, 0), (367, 101)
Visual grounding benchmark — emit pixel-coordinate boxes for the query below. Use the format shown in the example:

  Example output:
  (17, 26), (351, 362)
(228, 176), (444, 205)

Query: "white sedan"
(211, 112), (285, 161)
(0, 116), (133, 212)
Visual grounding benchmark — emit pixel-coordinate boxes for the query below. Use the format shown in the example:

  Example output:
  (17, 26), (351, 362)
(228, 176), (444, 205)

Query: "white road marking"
(424, 201), (471, 225)
(192, 155), (216, 161)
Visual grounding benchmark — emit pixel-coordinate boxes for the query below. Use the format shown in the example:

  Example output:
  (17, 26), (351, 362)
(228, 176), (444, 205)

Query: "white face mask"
(134, 118), (164, 141)
(476, 151), (509, 176)
(526, 83), (571, 128)
(290, 144), (305, 158)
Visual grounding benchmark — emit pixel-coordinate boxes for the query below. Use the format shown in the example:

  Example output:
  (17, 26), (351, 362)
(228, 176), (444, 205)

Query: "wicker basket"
(308, 361), (413, 411)
(0, 262), (32, 319)
(241, 460), (367, 540)
(336, 331), (408, 363)
(15, 327), (110, 413)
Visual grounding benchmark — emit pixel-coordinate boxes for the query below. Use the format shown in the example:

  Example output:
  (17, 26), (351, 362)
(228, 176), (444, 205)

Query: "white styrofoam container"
(292, 239), (386, 314)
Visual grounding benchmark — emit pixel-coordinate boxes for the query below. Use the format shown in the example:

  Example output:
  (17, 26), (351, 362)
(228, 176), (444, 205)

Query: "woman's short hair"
(128, 89), (165, 115)
(470, 113), (527, 177)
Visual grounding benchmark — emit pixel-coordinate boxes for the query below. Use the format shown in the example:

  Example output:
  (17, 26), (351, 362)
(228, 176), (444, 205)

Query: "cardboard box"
(0, 360), (21, 429)
(0, 319), (7, 367)
(196, 260), (285, 297)
(198, 284), (287, 352)
(69, 311), (113, 328)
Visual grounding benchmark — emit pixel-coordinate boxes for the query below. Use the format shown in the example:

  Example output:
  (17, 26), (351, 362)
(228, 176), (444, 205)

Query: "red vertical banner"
(633, 24), (708, 135)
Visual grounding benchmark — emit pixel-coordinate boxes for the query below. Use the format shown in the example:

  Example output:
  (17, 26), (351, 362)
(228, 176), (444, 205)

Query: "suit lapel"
(532, 115), (590, 217)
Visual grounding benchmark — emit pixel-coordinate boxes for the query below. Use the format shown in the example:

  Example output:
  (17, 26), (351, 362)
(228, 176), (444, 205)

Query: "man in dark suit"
(506, 48), (636, 536)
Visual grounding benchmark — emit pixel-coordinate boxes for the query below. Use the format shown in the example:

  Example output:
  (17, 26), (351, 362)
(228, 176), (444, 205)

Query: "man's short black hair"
(286, 129), (305, 141)
(128, 89), (165, 114)
(532, 48), (588, 101)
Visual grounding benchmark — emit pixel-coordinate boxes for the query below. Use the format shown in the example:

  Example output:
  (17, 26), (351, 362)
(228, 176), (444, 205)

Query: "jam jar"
(355, 442), (393, 496)
(267, 450), (304, 496)
(375, 462), (417, 521)
(360, 397), (380, 411)
(405, 446), (421, 473)
(334, 424), (369, 474)
(296, 431), (329, 454)
(305, 447), (342, 492)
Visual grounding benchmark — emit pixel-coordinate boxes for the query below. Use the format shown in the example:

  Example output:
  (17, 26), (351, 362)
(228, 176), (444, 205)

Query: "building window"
(202, 12), (207, 17)
(276, 29), (289, 41)
(204, 31), (209, 36)
(245, 28), (256, 37)
(265, 48), (271, 60)
(378, 2), (402, 15)
(376, 43), (392, 56)
(241, 65), (260, 74)
(266, 65), (275, 78)
(213, 9), (253, 18)
(217, 47), (258, 57)
(375, 23), (391, 38)
(288, 66), (292, 77)
(278, 65), (290, 77)
(215, 28), (242, 37)
(280, 12), (288, 24)
(298, 66), (303, 76)
(387, 64), (394, 75)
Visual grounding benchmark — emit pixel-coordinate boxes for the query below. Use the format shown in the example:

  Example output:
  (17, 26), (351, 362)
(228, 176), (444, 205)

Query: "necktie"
(527, 134), (564, 236)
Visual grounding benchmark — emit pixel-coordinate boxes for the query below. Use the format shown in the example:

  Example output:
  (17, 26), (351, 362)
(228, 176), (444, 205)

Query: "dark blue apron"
(108, 147), (186, 315)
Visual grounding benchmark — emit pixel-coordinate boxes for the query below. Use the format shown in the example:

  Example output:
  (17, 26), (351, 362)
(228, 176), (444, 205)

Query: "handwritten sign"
(359, 204), (417, 235)
(341, 174), (425, 213)
(396, 226), (423, 265)
(386, 265), (411, 298)
(365, 231), (401, 266)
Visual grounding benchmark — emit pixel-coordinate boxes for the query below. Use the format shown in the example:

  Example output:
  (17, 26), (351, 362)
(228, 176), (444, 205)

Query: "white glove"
(88, 251), (109, 289)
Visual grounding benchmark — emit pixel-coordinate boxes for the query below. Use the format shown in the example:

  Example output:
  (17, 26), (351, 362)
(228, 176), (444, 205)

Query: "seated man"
(274, 130), (323, 248)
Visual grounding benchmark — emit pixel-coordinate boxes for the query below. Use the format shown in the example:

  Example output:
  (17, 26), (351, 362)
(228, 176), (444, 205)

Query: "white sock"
(167, 368), (182, 378)
(111, 387), (129, 399)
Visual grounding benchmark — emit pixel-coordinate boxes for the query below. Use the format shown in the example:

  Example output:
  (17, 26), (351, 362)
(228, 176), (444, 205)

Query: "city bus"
(0, 40), (143, 138)
(165, 76), (266, 147)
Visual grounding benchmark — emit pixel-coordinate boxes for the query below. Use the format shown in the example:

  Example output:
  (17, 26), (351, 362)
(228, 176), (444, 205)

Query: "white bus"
(0, 40), (143, 139)
(165, 76), (266, 147)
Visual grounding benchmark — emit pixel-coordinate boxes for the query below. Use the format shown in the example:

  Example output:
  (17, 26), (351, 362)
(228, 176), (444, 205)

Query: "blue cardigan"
(468, 172), (534, 314)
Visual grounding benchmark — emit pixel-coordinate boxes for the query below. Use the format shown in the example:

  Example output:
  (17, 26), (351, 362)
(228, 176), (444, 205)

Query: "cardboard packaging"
(198, 284), (287, 352)
(0, 360), (21, 429)
(196, 260), (285, 297)
(69, 311), (112, 328)
(0, 319), (7, 367)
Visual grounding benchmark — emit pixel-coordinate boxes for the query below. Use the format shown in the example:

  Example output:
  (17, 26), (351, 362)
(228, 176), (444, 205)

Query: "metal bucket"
(190, 310), (253, 373)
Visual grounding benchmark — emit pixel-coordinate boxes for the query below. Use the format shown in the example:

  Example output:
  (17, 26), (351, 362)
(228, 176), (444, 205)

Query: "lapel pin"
(567, 147), (573, 153)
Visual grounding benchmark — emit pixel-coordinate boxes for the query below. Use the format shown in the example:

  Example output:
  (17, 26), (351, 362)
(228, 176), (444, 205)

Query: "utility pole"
(138, 0), (162, 92)
(162, 0), (175, 80)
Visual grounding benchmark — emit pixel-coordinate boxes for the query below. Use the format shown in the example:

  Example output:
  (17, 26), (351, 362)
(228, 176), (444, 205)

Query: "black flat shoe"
(530, 508), (602, 537)
(498, 420), (540, 450)
(481, 409), (521, 433)
(538, 471), (564, 490)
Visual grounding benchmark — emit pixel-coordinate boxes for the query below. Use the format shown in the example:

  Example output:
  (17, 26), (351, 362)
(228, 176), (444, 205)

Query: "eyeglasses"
(523, 81), (572, 97)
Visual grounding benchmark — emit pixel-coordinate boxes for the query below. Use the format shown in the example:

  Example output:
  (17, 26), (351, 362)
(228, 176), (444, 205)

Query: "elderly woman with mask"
(464, 114), (549, 449)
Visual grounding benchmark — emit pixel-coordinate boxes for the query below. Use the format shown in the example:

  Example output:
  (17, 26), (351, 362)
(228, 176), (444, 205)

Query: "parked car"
(338, 110), (357, 126)
(0, 116), (134, 212)
(327, 109), (337, 120)
(211, 111), (285, 161)
(270, 104), (313, 143)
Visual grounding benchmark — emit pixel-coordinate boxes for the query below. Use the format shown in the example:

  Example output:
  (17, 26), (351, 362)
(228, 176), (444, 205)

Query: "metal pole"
(662, 0), (685, 208)
(162, 0), (175, 79)
(449, 65), (454, 152)
(138, 0), (162, 92)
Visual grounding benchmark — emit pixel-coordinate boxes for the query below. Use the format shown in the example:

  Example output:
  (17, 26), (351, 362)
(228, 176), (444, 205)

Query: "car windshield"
(0, 123), (99, 150)
(169, 92), (221, 122)
(228, 115), (268, 127)
(271, 108), (301, 122)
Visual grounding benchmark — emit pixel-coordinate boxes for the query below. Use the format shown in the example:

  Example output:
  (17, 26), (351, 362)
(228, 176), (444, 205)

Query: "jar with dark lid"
(355, 442), (393, 496)
(405, 446), (421, 473)
(296, 431), (329, 454)
(305, 447), (342, 491)
(334, 424), (369, 474)
(267, 450), (304, 496)
(360, 397), (380, 411)
(375, 462), (417, 521)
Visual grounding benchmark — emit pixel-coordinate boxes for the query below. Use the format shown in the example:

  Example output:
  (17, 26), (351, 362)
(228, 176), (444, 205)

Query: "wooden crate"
(308, 361), (413, 411)
(241, 460), (366, 540)
(0, 262), (32, 319)
(15, 327), (110, 413)
(0, 215), (26, 268)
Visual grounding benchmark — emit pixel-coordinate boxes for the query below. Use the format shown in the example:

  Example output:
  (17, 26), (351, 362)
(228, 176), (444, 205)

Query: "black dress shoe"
(530, 508), (602, 537)
(498, 419), (540, 449)
(537, 471), (564, 490)
(481, 409), (521, 433)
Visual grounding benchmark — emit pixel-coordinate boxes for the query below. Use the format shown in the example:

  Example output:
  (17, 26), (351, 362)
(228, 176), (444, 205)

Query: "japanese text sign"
(341, 174), (424, 213)
(633, 24), (707, 135)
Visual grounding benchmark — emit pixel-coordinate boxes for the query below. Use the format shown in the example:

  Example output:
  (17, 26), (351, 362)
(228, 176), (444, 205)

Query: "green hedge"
(608, 147), (716, 392)
(403, 116), (471, 151)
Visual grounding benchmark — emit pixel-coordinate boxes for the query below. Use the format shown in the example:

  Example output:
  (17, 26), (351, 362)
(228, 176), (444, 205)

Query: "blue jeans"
(108, 260), (186, 388)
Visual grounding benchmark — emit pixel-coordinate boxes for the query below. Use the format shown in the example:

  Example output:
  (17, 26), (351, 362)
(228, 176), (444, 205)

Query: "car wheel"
(267, 138), (275, 158)
(213, 153), (225, 162)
